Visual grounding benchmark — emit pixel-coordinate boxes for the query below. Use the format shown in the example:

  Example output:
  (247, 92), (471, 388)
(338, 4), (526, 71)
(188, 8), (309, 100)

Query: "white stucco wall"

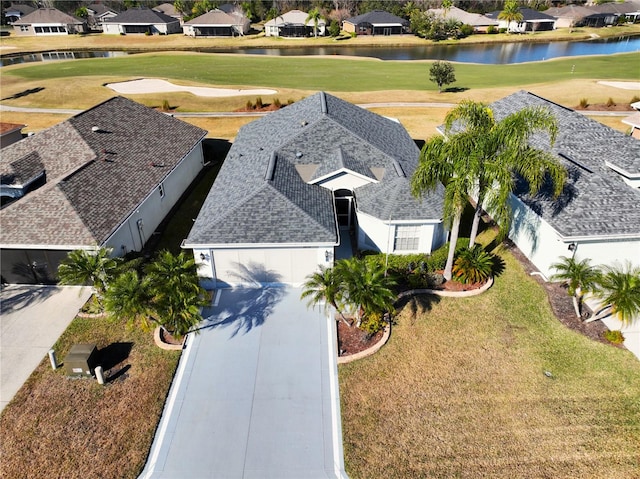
(356, 212), (445, 255)
(104, 142), (204, 254)
(102, 22), (121, 34)
(197, 246), (330, 287)
(509, 195), (640, 279)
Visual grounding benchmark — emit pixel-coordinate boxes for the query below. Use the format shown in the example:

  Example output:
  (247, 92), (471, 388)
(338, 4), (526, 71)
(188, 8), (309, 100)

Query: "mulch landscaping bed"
(574, 103), (634, 111)
(337, 320), (385, 357)
(339, 241), (620, 358)
(502, 240), (619, 348)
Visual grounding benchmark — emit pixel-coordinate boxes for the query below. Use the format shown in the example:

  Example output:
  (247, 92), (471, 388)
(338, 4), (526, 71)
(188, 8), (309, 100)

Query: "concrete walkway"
(0, 285), (91, 412)
(139, 287), (347, 479)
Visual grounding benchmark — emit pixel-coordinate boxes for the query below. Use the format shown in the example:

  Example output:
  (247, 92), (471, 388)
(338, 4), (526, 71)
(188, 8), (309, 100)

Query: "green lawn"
(4, 52), (639, 93)
(339, 231), (640, 479)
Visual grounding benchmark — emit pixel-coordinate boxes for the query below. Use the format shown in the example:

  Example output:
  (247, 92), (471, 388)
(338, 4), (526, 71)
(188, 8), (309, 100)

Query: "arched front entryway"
(334, 189), (357, 260)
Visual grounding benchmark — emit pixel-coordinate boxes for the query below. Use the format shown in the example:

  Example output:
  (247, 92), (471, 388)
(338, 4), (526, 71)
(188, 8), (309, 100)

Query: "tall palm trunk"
(444, 214), (461, 281)
(468, 197), (484, 247)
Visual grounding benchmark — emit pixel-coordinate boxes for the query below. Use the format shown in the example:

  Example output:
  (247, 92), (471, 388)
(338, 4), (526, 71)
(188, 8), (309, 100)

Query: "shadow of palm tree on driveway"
(198, 262), (285, 337)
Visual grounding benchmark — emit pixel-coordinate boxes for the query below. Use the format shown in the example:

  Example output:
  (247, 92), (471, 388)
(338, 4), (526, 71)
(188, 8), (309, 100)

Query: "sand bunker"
(106, 79), (277, 97)
(597, 81), (640, 91)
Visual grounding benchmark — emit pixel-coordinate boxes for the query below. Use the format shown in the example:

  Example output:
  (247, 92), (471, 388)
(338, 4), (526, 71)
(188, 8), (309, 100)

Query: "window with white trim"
(394, 225), (420, 251)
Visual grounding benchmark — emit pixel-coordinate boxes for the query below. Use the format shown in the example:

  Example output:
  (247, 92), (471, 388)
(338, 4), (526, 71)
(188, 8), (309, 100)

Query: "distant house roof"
(152, 3), (182, 18)
(185, 8), (247, 26)
(587, 1), (640, 15)
(486, 8), (557, 22)
(4, 3), (36, 17)
(86, 4), (119, 17)
(343, 10), (409, 27)
(0, 97), (206, 248)
(429, 6), (498, 27)
(104, 7), (179, 25)
(185, 92), (443, 247)
(0, 122), (25, 135)
(488, 90), (640, 240)
(545, 5), (594, 21)
(13, 8), (84, 25)
(264, 9), (324, 27)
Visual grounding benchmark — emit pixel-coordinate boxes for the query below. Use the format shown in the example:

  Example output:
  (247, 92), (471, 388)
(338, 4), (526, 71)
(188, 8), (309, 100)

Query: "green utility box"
(65, 344), (98, 377)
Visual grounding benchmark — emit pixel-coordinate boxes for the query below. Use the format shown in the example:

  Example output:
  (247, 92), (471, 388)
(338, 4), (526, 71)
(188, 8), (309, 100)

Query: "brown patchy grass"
(0, 314), (181, 479)
(339, 230), (640, 479)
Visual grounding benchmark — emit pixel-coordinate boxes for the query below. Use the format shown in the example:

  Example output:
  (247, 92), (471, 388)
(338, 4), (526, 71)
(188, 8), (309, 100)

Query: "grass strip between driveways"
(0, 314), (181, 479)
(339, 229), (640, 479)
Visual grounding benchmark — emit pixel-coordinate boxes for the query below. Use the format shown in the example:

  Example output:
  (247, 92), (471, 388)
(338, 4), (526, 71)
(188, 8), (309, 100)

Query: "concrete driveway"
(139, 287), (348, 479)
(0, 285), (91, 412)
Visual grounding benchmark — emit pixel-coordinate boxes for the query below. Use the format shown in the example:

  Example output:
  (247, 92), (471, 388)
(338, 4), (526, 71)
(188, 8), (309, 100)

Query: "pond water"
(1, 35), (638, 67)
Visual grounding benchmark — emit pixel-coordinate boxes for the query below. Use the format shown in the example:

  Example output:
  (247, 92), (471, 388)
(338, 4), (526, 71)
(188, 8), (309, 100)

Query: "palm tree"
(306, 7), (322, 38)
(550, 256), (601, 318)
(442, 100), (566, 247)
(411, 134), (475, 281)
(301, 266), (350, 325)
(587, 262), (640, 326)
(57, 247), (120, 298)
(498, 0), (524, 33)
(104, 270), (154, 331)
(335, 258), (396, 327)
(145, 250), (207, 338)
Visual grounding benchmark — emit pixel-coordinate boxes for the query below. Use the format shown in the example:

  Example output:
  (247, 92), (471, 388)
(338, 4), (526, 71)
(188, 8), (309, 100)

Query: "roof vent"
(301, 120), (308, 127)
(320, 92), (328, 114)
(296, 151), (303, 158)
(91, 126), (100, 133)
(391, 158), (406, 178)
(265, 152), (277, 181)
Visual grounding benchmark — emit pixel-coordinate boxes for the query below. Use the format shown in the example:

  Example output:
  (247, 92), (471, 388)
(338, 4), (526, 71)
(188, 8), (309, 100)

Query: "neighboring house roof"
(429, 6), (498, 27)
(587, 2), (640, 15)
(545, 5), (594, 20)
(264, 9), (324, 27)
(0, 97), (206, 248)
(13, 8), (84, 25)
(185, 92), (443, 247)
(104, 7), (179, 25)
(486, 8), (557, 22)
(4, 3), (36, 16)
(86, 4), (119, 17)
(219, 3), (243, 15)
(344, 10), (409, 26)
(489, 90), (640, 240)
(152, 3), (182, 18)
(185, 8), (247, 26)
(0, 122), (25, 135)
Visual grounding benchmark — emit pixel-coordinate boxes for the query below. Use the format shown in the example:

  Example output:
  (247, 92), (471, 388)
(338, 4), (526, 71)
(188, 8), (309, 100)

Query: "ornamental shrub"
(452, 245), (494, 284)
(604, 330), (624, 344)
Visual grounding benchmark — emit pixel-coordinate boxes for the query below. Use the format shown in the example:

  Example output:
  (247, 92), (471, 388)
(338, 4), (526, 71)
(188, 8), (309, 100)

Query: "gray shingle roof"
(185, 92), (443, 246)
(489, 90), (640, 239)
(104, 7), (178, 24)
(0, 97), (206, 247)
(486, 8), (557, 21)
(1, 152), (44, 186)
(344, 10), (409, 26)
(13, 8), (84, 25)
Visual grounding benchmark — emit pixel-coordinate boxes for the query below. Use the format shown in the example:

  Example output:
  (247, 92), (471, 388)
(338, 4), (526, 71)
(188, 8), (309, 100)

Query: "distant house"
(183, 8), (250, 37)
(264, 9), (326, 37)
(585, 1), (640, 25)
(183, 92), (445, 288)
(86, 3), (119, 31)
(102, 7), (181, 35)
(485, 8), (556, 32)
(545, 5), (595, 28)
(152, 3), (184, 24)
(12, 8), (87, 36)
(428, 6), (498, 32)
(4, 3), (35, 24)
(0, 122), (25, 149)
(342, 10), (409, 36)
(0, 97), (207, 284)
